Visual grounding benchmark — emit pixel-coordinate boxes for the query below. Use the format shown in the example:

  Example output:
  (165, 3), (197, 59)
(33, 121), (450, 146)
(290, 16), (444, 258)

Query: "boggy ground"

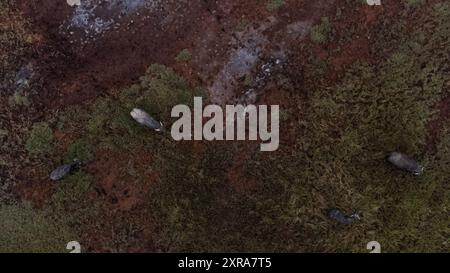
(0, 0), (449, 252)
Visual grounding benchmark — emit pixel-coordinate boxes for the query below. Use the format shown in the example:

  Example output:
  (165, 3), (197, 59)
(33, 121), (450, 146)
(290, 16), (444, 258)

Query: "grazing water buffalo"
(130, 108), (164, 132)
(327, 208), (360, 224)
(50, 160), (81, 181)
(387, 152), (423, 175)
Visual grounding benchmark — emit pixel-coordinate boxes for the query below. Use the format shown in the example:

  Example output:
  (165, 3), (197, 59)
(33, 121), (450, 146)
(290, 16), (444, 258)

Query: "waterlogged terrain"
(0, 0), (449, 252)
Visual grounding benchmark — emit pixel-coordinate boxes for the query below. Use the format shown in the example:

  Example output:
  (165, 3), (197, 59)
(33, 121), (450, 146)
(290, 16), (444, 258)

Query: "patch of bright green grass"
(0, 203), (74, 253)
(311, 17), (332, 44)
(175, 49), (192, 62)
(64, 139), (94, 163)
(404, 0), (426, 8)
(266, 0), (285, 12)
(25, 122), (54, 155)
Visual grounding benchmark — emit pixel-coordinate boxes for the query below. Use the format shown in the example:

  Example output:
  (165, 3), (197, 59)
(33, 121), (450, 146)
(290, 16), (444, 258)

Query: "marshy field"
(0, 0), (449, 252)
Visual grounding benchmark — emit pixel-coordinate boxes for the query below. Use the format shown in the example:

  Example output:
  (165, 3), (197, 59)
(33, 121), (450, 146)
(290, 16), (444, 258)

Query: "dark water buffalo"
(327, 208), (360, 225)
(50, 160), (81, 181)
